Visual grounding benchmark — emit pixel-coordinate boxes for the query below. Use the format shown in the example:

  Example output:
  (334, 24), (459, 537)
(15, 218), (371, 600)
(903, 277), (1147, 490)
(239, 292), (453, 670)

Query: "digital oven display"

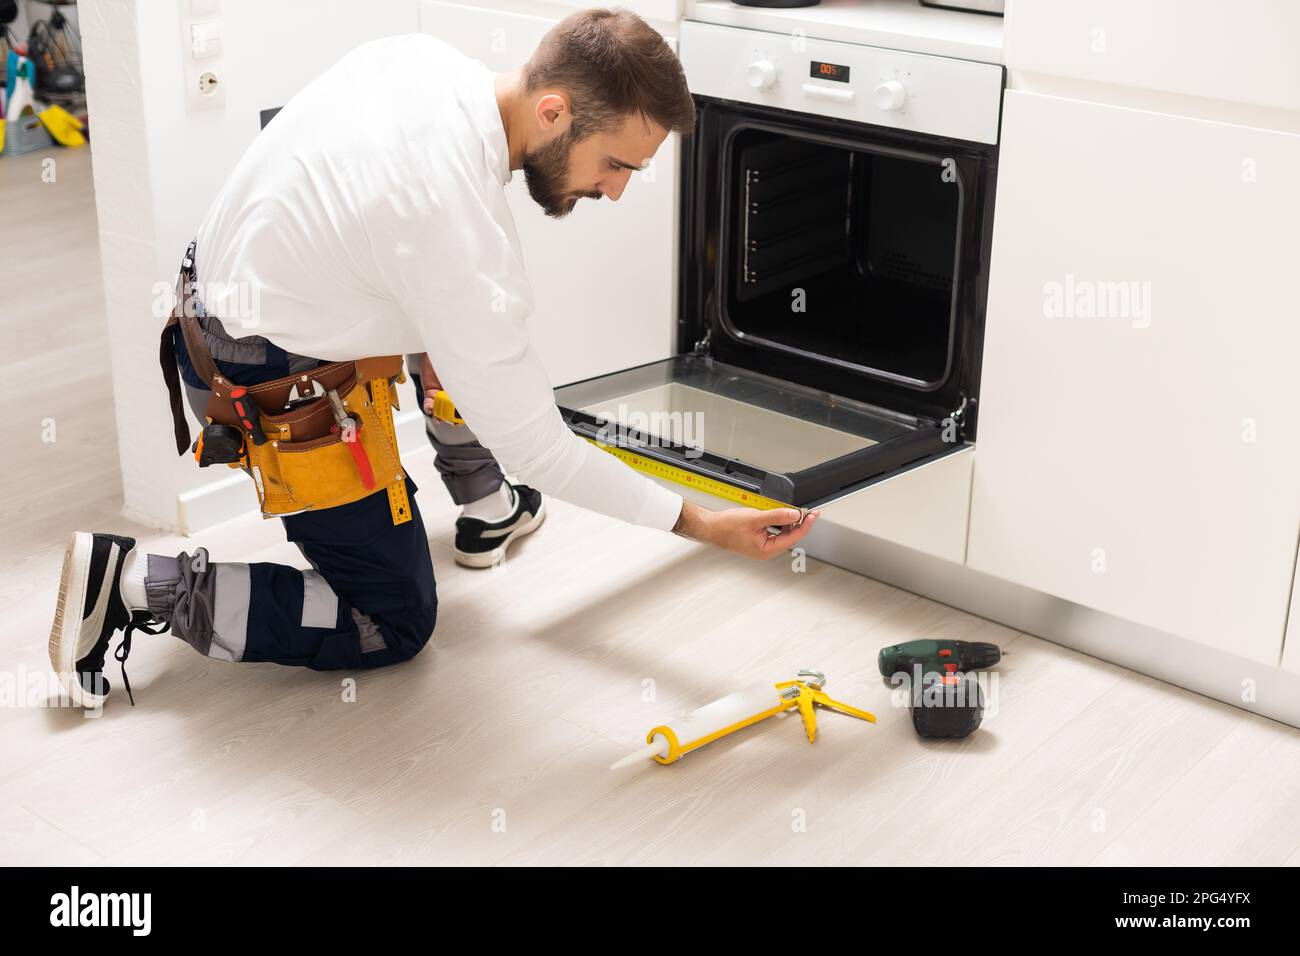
(809, 60), (850, 83)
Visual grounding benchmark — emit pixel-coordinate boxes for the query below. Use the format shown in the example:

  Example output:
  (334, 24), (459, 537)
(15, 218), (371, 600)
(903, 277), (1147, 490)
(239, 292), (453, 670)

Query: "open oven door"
(554, 354), (970, 552)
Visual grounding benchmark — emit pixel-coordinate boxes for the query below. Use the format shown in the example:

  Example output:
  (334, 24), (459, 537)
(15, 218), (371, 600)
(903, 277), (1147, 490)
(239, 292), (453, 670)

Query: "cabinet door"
(1005, 0), (1300, 113)
(548, 0), (680, 23)
(418, 0), (678, 385)
(1284, 552), (1300, 675)
(968, 90), (1300, 665)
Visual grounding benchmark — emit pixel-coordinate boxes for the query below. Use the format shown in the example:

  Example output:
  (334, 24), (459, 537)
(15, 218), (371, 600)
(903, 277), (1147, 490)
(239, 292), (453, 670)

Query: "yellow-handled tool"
(610, 670), (875, 769)
(429, 390), (464, 425)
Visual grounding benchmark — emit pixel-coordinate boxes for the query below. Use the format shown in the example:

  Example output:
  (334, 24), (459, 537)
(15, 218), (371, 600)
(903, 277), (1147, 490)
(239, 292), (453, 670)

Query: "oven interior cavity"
(724, 128), (961, 389)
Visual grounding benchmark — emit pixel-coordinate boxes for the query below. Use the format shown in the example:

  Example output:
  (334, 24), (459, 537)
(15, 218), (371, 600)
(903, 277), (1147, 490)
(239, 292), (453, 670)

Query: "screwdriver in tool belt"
(328, 388), (375, 490)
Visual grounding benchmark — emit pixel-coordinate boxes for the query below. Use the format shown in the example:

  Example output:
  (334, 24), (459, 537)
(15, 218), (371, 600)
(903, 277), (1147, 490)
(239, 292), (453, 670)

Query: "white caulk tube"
(609, 682), (785, 770)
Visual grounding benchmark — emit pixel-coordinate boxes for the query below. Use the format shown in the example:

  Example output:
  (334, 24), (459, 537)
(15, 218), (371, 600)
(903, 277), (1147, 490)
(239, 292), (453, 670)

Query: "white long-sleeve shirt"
(194, 34), (684, 532)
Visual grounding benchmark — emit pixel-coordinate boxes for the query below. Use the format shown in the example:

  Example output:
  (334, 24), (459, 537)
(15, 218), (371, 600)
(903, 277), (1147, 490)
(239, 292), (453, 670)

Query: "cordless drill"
(877, 639), (1002, 738)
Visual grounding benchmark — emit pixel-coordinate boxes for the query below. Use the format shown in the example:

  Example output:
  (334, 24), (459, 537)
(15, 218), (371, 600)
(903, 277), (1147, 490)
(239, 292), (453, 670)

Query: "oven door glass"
(554, 354), (956, 508)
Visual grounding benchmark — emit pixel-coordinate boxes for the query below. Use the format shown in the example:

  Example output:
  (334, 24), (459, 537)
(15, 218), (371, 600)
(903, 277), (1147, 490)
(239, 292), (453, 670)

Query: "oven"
(555, 20), (1003, 541)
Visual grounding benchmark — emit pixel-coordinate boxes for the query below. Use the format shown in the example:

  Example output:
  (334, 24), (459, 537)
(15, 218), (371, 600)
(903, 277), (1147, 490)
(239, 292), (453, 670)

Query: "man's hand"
(417, 352), (443, 416)
(673, 500), (819, 560)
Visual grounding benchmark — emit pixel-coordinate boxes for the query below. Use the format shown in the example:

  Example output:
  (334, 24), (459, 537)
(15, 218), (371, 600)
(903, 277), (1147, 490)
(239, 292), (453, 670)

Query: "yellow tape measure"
(370, 375), (411, 525)
(585, 438), (791, 511)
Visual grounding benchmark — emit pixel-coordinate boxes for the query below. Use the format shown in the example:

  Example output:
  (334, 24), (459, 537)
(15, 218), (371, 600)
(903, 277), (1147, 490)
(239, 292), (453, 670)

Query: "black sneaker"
(453, 484), (546, 568)
(48, 533), (167, 708)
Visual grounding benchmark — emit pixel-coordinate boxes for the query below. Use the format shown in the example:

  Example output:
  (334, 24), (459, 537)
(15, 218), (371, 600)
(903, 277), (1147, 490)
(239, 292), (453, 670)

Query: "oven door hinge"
(942, 395), (969, 443)
(692, 329), (712, 355)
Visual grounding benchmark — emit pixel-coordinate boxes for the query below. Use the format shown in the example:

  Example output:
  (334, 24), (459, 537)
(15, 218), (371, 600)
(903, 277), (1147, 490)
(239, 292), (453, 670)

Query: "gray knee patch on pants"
(145, 548), (250, 661)
(427, 422), (505, 505)
(352, 608), (388, 654)
(406, 353), (505, 504)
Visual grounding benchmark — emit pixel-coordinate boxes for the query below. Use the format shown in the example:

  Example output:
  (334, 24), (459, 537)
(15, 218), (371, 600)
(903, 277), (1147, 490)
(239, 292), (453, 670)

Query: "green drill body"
(877, 639), (1003, 738)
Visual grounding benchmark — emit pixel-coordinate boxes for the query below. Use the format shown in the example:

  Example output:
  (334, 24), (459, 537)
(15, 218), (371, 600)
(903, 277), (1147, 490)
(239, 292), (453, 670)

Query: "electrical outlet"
(186, 66), (226, 111)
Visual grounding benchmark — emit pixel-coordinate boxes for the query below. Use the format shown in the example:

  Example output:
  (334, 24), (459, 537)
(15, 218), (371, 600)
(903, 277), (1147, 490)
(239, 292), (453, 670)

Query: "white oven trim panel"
(680, 20), (1004, 145)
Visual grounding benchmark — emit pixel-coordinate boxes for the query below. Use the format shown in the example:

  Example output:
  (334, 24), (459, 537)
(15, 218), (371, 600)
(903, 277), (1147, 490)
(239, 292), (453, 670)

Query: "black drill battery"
(878, 639), (1002, 738)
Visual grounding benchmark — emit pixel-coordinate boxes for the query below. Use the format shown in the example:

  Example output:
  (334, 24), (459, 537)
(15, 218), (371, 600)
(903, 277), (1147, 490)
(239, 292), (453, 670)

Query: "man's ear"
(534, 92), (570, 133)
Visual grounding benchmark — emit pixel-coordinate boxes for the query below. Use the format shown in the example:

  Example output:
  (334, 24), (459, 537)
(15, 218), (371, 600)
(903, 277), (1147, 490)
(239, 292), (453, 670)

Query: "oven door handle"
(800, 83), (856, 104)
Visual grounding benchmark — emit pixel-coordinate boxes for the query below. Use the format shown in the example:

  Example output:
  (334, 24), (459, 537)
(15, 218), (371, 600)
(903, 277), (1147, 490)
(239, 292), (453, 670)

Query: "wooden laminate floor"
(3, 146), (1299, 867)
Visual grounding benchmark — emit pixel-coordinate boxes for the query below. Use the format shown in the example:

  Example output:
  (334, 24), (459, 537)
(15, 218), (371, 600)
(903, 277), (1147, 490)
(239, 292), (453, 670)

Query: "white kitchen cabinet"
(418, 0), (678, 386)
(1282, 550), (1300, 676)
(968, 89), (1300, 666)
(1004, 0), (1300, 113)
(548, 0), (680, 24)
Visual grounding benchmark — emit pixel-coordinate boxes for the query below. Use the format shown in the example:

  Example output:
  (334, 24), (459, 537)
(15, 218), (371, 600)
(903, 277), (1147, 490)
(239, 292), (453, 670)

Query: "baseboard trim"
(175, 408), (430, 535)
(805, 521), (1300, 730)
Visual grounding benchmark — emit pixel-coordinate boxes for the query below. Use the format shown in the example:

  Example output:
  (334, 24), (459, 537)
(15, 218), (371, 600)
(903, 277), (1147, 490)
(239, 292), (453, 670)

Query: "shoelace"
(113, 617), (171, 706)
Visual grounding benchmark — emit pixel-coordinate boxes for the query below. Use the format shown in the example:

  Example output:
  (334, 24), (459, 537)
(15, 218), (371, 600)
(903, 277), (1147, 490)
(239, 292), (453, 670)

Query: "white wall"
(80, 0), (420, 530)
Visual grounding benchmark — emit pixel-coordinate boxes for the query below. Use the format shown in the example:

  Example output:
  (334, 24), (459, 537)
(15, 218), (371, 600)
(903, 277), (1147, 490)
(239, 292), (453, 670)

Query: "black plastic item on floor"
(912, 671), (984, 738)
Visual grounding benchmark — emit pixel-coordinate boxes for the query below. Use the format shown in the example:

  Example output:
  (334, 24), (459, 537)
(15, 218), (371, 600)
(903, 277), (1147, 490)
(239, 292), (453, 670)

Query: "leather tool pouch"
(159, 255), (407, 519)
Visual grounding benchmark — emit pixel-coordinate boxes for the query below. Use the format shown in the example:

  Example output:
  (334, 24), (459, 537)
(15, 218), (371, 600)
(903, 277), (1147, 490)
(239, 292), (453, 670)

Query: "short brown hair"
(524, 8), (696, 139)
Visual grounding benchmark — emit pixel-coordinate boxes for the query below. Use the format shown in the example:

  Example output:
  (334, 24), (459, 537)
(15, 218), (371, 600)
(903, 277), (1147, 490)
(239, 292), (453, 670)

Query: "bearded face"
(522, 127), (603, 219)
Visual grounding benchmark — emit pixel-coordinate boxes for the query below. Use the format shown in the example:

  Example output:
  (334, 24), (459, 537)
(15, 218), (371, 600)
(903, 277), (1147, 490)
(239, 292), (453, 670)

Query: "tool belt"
(159, 248), (409, 522)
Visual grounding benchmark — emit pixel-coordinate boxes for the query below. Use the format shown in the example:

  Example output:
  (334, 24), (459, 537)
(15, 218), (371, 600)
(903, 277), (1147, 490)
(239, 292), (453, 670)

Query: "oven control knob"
(873, 79), (907, 111)
(746, 59), (777, 91)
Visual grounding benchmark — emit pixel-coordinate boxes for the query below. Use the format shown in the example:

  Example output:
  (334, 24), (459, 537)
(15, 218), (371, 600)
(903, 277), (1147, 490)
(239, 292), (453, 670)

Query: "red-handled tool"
(229, 386), (268, 446)
(328, 388), (375, 490)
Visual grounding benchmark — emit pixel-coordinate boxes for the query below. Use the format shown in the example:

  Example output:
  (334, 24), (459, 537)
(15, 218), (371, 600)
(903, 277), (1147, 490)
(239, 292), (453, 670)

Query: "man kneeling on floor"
(48, 8), (818, 707)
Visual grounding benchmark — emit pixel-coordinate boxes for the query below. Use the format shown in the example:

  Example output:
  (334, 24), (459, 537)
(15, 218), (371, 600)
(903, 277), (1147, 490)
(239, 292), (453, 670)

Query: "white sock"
(461, 484), (515, 522)
(118, 550), (149, 612)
